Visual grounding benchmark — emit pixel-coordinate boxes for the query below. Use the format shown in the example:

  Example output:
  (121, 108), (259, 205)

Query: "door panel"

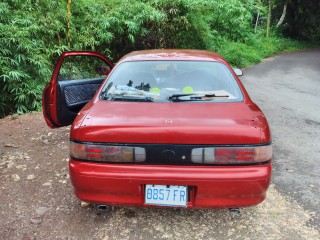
(42, 51), (113, 128)
(56, 78), (104, 126)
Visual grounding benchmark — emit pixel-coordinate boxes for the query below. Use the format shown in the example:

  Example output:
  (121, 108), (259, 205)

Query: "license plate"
(145, 184), (187, 207)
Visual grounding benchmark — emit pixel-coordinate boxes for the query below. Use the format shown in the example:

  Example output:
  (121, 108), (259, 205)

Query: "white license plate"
(145, 184), (187, 207)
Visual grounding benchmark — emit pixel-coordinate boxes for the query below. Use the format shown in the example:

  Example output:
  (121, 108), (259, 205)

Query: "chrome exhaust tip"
(229, 208), (240, 217)
(97, 205), (110, 211)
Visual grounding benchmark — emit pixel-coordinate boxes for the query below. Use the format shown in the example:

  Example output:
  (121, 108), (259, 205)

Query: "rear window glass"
(100, 61), (243, 102)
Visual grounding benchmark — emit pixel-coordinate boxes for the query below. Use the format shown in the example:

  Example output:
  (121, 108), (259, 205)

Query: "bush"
(0, 1), (67, 117)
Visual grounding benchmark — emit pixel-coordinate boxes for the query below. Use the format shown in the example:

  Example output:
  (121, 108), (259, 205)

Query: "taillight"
(191, 145), (272, 164)
(70, 141), (146, 163)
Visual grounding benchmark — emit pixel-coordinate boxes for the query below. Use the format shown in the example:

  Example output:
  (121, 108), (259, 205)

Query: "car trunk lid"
(74, 100), (266, 144)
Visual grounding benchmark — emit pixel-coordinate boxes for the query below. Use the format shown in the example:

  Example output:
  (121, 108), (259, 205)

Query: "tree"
(273, 0), (320, 41)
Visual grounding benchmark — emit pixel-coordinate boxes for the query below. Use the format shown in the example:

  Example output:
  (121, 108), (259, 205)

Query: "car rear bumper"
(69, 159), (271, 208)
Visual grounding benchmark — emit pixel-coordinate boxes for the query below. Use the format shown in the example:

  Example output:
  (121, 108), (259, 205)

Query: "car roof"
(118, 49), (227, 63)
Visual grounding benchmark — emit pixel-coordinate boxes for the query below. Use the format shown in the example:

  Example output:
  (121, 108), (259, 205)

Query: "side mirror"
(233, 68), (243, 76)
(95, 66), (111, 76)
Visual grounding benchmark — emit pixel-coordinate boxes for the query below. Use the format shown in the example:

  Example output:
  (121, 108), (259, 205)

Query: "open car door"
(42, 51), (113, 128)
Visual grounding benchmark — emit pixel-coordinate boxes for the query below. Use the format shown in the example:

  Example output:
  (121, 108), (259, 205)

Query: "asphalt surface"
(241, 49), (320, 228)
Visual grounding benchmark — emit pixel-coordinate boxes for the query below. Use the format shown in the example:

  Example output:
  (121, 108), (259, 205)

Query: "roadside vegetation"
(0, 0), (319, 117)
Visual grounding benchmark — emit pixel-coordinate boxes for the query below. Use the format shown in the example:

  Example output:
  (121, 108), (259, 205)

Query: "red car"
(43, 49), (272, 210)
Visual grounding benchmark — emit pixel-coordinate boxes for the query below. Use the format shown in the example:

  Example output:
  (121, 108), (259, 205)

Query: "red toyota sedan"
(42, 49), (272, 209)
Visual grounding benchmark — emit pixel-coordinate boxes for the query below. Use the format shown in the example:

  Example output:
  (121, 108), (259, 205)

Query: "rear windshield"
(100, 61), (243, 103)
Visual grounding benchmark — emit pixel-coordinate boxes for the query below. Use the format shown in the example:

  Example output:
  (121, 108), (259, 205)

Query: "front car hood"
(71, 101), (271, 145)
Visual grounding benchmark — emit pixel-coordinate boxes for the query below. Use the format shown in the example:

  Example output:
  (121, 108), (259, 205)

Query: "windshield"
(100, 61), (243, 102)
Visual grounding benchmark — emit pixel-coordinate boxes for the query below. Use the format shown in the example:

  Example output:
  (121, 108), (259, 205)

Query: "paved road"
(241, 49), (320, 228)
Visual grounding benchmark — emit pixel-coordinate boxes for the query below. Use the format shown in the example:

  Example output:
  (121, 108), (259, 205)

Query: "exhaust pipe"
(229, 208), (240, 217)
(98, 205), (110, 211)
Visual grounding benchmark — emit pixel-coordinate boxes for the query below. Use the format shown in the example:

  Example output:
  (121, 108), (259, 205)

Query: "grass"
(214, 36), (316, 68)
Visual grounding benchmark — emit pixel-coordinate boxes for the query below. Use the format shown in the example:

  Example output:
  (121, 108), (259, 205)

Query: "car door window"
(42, 51), (113, 128)
(58, 56), (110, 81)
(55, 55), (110, 125)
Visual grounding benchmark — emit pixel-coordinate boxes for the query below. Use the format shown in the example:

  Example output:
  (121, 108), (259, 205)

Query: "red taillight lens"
(85, 146), (103, 160)
(215, 148), (255, 162)
(70, 142), (146, 163)
(191, 145), (272, 164)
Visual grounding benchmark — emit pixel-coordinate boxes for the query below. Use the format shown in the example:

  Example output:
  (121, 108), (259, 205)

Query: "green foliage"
(0, 1), (68, 117)
(217, 35), (309, 67)
(272, 0), (320, 42)
(0, 0), (316, 117)
(67, 0), (268, 58)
